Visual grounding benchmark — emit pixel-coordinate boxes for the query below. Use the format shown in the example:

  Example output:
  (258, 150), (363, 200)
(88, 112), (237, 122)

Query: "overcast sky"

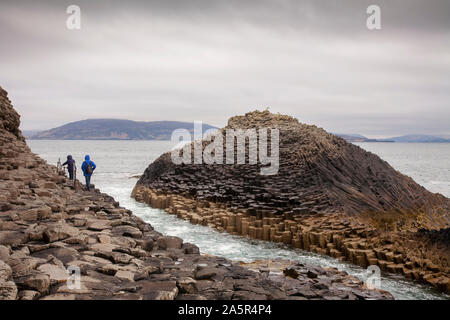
(0, 0), (449, 138)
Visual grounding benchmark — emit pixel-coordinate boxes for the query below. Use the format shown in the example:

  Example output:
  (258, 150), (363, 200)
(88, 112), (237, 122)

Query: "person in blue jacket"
(81, 155), (96, 191)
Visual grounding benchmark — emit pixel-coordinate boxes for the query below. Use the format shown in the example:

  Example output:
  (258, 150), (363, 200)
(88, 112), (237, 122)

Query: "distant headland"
(26, 119), (217, 140)
(334, 133), (450, 143)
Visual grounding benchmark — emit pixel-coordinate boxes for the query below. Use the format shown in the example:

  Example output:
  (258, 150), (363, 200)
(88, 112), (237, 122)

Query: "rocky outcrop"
(137, 111), (449, 226)
(0, 87), (393, 300)
(0, 86), (24, 141)
(133, 110), (450, 293)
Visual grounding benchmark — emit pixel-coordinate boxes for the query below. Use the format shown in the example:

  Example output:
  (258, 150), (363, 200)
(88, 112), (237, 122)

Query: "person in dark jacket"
(81, 155), (96, 191)
(62, 155), (76, 180)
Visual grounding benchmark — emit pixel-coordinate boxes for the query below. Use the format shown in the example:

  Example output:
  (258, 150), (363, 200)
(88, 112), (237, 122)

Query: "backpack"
(85, 162), (94, 175)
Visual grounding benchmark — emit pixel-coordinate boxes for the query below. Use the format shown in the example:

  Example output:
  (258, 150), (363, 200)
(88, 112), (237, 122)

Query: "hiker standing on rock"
(62, 155), (76, 180)
(81, 154), (96, 191)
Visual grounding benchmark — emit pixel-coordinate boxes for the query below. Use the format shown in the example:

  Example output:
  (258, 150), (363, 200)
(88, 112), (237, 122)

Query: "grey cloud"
(0, 0), (449, 137)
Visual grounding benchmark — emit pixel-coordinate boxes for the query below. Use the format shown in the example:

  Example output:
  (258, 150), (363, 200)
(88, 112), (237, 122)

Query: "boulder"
(31, 247), (80, 266)
(182, 243), (200, 255)
(18, 290), (40, 300)
(176, 277), (198, 294)
(113, 225), (142, 239)
(115, 270), (135, 282)
(195, 267), (219, 280)
(157, 236), (183, 250)
(0, 260), (13, 282)
(140, 280), (179, 300)
(15, 273), (51, 294)
(43, 223), (80, 243)
(141, 239), (154, 251)
(36, 264), (69, 284)
(0, 230), (27, 246)
(7, 256), (46, 277)
(0, 244), (11, 261)
(87, 220), (111, 231)
(17, 208), (39, 222)
(0, 281), (17, 300)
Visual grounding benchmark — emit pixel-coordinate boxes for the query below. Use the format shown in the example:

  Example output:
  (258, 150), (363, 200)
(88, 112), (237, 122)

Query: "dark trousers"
(68, 169), (74, 180)
(85, 175), (91, 190)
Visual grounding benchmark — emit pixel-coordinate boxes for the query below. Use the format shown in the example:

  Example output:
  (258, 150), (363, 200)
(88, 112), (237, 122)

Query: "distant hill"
(29, 119), (218, 140)
(336, 133), (449, 143)
(334, 133), (385, 142)
(378, 134), (450, 143)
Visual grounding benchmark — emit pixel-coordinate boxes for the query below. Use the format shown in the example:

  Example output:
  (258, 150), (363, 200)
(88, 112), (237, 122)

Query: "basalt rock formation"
(137, 110), (449, 226)
(133, 110), (450, 293)
(0, 87), (24, 141)
(0, 86), (393, 300)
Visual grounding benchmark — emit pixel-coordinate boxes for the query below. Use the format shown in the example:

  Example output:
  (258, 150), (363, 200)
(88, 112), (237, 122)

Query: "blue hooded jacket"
(81, 155), (96, 177)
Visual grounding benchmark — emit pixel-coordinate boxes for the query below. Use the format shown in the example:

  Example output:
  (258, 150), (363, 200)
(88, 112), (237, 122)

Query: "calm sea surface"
(27, 140), (450, 300)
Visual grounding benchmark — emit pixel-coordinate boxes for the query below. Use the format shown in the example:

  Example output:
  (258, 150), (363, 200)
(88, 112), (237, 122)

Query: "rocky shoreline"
(0, 86), (394, 300)
(132, 186), (450, 294)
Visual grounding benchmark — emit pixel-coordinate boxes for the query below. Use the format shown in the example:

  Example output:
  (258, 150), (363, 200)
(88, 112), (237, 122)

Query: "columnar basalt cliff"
(0, 87), (393, 300)
(133, 111), (450, 293)
(137, 111), (449, 220)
